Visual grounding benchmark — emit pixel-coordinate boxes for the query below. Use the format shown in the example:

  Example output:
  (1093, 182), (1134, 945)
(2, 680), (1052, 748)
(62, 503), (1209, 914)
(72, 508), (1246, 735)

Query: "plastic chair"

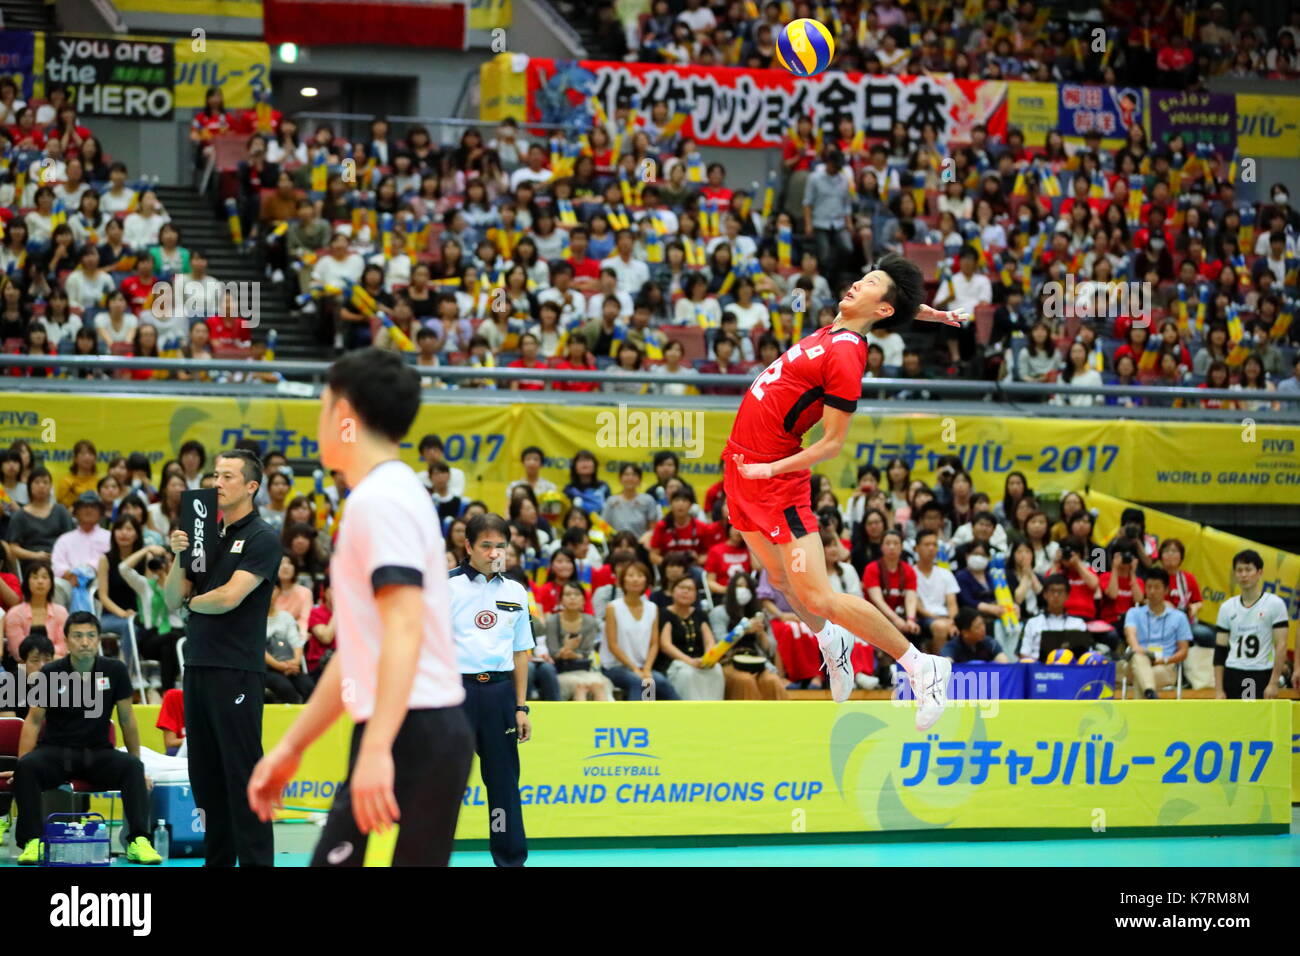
(662, 325), (706, 364)
(902, 242), (946, 282)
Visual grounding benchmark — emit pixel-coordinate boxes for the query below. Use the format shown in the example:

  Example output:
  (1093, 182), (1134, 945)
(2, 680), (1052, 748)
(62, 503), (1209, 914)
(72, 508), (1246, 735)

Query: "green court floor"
(9, 816), (1297, 867)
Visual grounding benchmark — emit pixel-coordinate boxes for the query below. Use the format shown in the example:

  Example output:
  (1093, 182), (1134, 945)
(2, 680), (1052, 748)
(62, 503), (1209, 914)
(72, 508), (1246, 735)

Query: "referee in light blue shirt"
(449, 513), (535, 867)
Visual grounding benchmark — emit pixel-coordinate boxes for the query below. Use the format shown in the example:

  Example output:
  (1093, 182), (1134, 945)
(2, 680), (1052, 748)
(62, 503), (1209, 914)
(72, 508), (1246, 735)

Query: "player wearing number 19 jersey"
(1214, 549), (1289, 700)
(724, 254), (969, 727)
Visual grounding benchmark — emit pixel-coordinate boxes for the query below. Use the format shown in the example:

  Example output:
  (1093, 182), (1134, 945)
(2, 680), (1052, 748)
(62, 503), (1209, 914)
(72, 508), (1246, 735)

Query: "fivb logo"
(595, 404), (705, 459)
(1042, 276), (1151, 324)
(50, 887), (152, 936)
(150, 277), (261, 328)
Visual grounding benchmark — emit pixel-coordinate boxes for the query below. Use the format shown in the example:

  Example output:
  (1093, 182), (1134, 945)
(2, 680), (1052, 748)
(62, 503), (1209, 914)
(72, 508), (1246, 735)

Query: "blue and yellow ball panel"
(776, 18), (835, 76)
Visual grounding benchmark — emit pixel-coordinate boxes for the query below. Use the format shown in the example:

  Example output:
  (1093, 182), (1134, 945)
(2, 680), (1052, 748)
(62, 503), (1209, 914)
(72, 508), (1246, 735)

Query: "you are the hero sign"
(44, 35), (175, 119)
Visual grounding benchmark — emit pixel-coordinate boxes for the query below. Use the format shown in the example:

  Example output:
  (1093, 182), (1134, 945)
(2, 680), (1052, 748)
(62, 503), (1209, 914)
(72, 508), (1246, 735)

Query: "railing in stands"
(3, 354), (1298, 419)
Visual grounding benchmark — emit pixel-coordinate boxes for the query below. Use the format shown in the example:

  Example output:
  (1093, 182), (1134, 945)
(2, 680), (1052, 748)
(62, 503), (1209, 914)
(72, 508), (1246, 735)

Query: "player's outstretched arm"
(915, 304), (970, 327)
(733, 406), (853, 480)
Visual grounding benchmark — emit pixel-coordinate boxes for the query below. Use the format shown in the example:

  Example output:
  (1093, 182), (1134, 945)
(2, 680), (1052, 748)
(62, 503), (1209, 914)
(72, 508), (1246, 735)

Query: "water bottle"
(154, 820), (170, 860)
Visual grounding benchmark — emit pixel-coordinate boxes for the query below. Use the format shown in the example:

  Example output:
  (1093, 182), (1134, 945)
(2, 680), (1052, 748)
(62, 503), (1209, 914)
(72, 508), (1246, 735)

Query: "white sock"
(898, 644), (925, 675)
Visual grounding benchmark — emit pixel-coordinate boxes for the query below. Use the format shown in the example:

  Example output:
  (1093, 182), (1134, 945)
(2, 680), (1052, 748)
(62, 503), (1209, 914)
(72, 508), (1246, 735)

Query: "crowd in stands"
(0, 84), (279, 380)
(580, 0), (1300, 85)
(6, 433), (1280, 706)
(144, 66), (1298, 404)
(6, 59), (1300, 403)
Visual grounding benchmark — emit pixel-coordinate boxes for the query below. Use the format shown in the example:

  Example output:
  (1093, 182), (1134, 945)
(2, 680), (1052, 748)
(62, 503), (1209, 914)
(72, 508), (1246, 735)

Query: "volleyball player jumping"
(724, 254), (967, 728)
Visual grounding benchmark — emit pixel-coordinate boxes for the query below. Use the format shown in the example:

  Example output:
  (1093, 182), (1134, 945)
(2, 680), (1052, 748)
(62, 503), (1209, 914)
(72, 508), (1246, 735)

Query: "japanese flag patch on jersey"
(231, 539), (245, 554)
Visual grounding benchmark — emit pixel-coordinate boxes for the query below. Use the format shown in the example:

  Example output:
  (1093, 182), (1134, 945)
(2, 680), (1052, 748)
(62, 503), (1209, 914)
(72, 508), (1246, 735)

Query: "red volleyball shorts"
(722, 441), (819, 546)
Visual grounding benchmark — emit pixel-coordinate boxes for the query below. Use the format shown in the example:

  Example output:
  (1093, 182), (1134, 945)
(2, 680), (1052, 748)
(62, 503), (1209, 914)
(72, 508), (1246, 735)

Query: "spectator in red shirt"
(507, 332), (549, 390)
(120, 255), (158, 315)
(531, 548), (593, 615)
(703, 522), (752, 597)
(47, 104), (92, 162)
(155, 688), (186, 755)
(189, 86), (231, 169)
(552, 337), (599, 392)
(1158, 538), (1216, 648)
(305, 581), (335, 679)
(1156, 33), (1195, 84)
(701, 162), (733, 214)
(782, 115), (818, 174)
(1055, 536), (1102, 622)
(8, 106), (45, 151)
(206, 289), (251, 348)
(564, 227), (602, 289)
(1098, 550), (1144, 631)
(862, 530), (921, 643)
(649, 490), (715, 566)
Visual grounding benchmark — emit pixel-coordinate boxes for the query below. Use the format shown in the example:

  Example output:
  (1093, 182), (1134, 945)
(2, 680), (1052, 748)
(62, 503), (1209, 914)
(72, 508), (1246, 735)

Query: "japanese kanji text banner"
(7, 394), (1300, 506)
(526, 57), (1009, 148)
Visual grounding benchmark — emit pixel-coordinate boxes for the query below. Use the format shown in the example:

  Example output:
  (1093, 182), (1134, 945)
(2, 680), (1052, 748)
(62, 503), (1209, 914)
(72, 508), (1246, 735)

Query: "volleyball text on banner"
(174, 39), (271, 109)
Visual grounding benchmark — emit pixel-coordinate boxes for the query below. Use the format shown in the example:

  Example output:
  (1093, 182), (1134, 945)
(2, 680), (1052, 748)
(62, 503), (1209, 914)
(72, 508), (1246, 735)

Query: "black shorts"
(1223, 666), (1273, 700)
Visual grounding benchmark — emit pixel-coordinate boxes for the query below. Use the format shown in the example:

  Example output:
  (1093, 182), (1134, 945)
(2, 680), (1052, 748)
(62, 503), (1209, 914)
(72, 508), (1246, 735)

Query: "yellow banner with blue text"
(6, 394), (1300, 506)
(173, 39), (271, 109)
(468, 0), (512, 32)
(111, 701), (1293, 836)
(1235, 93), (1300, 159)
(1087, 490), (1300, 647)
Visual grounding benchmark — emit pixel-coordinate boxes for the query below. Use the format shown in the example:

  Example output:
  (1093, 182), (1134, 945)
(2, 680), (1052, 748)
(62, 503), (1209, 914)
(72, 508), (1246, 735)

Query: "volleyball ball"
(776, 19), (835, 76)
(1045, 647), (1074, 665)
(1077, 651), (1107, 666)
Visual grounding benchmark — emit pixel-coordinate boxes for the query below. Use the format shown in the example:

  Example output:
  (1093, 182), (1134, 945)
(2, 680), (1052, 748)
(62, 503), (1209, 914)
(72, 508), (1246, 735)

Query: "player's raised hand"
(916, 304), (970, 327)
(732, 454), (773, 480)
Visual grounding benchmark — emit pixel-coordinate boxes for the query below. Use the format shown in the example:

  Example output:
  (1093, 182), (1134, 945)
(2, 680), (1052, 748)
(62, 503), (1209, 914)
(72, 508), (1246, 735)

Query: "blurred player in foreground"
(248, 349), (473, 866)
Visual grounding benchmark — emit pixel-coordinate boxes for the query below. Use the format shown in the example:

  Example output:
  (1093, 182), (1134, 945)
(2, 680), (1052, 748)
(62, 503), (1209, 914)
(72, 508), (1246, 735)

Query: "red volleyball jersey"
(728, 324), (867, 460)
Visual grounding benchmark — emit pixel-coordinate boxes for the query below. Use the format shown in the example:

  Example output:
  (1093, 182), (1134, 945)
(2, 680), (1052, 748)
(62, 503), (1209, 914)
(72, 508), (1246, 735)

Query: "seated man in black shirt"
(11, 611), (162, 865)
(942, 607), (1010, 664)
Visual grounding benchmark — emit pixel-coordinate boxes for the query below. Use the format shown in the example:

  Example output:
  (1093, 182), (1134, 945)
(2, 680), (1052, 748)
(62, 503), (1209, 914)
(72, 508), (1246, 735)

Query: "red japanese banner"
(263, 0), (466, 49)
(526, 58), (1008, 148)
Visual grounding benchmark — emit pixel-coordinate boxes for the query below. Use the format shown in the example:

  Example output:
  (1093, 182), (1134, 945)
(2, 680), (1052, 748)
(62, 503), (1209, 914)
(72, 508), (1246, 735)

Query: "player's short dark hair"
(1144, 566), (1170, 587)
(1231, 549), (1263, 571)
(215, 448), (264, 494)
(466, 513), (510, 545)
(870, 253), (923, 330)
(19, 632), (55, 661)
(326, 348), (421, 444)
(65, 611), (101, 636)
(955, 606), (981, 633)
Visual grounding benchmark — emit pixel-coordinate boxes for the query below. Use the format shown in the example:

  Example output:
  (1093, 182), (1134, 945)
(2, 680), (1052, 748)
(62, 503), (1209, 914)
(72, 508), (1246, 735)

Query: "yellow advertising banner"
(173, 39), (271, 109)
(1006, 80), (1060, 147)
(468, 0), (512, 32)
(1236, 93), (1300, 159)
(7, 395), (1300, 507)
(1087, 490), (1300, 646)
(478, 52), (528, 123)
(112, 701), (1292, 838)
(114, 0), (263, 17)
(112, 704), (350, 820)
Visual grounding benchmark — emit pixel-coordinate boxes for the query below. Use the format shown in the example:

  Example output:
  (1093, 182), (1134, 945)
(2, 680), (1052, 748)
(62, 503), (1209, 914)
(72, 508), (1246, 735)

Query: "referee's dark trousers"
(185, 665), (274, 866)
(461, 672), (526, 867)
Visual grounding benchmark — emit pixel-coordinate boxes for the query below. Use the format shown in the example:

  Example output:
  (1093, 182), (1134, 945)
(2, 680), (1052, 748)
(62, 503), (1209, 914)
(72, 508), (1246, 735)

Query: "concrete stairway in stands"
(0, 0), (55, 30)
(154, 186), (322, 362)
